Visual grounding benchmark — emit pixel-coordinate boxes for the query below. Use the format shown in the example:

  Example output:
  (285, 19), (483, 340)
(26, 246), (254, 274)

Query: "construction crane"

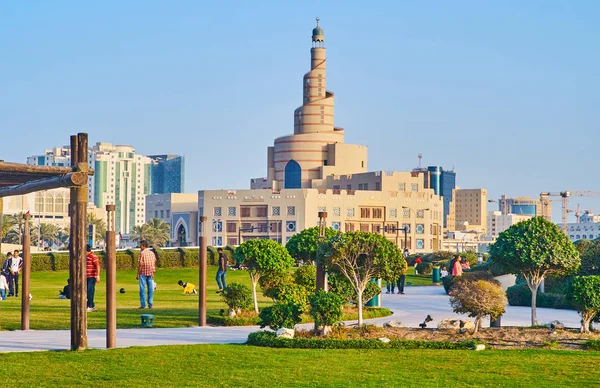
(540, 191), (600, 233)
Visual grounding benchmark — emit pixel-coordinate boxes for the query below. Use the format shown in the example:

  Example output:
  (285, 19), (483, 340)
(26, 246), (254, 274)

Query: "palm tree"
(87, 213), (107, 245)
(39, 223), (60, 249)
(1, 214), (16, 242)
(5, 212), (34, 244)
(57, 226), (70, 248)
(132, 218), (170, 247)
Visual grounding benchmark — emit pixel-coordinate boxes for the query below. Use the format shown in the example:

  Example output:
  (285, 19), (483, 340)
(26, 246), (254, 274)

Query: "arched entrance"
(284, 160), (301, 189)
(178, 223), (187, 247)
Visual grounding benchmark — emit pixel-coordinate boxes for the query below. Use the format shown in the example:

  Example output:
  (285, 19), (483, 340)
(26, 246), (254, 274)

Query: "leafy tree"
(294, 265), (317, 290)
(234, 239), (295, 313)
(579, 240), (600, 276)
(567, 276), (600, 333)
(327, 273), (381, 306)
(574, 239), (594, 255)
(489, 217), (580, 325)
(318, 231), (404, 326)
(259, 302), (302, 331)
(222, 283), (252, 317)
(87, 213), (107, 245)
(309, 290), (344, 335)
(449, 277), (507, 332)
(286, 226), (341, 265)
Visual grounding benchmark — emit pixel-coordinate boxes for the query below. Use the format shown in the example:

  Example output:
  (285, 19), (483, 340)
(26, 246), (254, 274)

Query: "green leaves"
(568, 276), (600, 313)
(489, 217), (580, 277)
(235, 239), (295, 274)
(286, 227), (341, 264)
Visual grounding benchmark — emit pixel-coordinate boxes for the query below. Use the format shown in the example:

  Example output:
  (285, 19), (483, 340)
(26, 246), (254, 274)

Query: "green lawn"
(0, 267), (272, 330)
(0, 344), (599, 387)
(406, 266), (439, 286)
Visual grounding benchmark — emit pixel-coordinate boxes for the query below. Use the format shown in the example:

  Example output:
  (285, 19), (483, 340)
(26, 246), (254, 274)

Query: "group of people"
(449, 254), (470, 277)
(1, 250), (23, 300)
(386, 248), (410, 295)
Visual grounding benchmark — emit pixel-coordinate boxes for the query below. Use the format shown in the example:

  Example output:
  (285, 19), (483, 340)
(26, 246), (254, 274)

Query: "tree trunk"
(357, 290), (363, 326)
(530, 285), (538, 326)
(251, 278), (259, 314)
(474, 316), (481, 333)
(581, 313), (592, 334)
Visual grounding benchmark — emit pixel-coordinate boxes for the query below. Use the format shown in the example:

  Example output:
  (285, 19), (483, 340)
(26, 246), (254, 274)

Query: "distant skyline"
(1, 1), (598, 223)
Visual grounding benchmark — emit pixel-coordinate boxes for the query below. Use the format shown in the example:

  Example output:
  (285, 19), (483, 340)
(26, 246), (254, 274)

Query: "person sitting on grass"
(59, 278), (71, 299)
(440, 266), (449, 278)
(178, 280), (197, 294)
(0, 272), (8, 300)
(414, 256), (423, 275)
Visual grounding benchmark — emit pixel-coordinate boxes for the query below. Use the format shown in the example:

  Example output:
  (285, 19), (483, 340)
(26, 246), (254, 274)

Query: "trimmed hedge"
(17, 246), (229, 272)
(246, 331), (484, 350)
(207, 315), (260, 326)
(584, 340), (600, 351)
(506, 283), (574, 310)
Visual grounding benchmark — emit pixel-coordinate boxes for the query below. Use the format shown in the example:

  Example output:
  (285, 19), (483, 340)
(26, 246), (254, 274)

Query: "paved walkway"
(0, 285), (585, 353)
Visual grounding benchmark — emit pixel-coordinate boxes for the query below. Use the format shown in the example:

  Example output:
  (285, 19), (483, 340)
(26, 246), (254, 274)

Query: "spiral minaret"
(252, 20), (368, 190)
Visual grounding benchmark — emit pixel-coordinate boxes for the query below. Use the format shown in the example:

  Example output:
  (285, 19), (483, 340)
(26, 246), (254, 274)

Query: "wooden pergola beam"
(0, 171), (88, 198)
(0, 161), (74, 175)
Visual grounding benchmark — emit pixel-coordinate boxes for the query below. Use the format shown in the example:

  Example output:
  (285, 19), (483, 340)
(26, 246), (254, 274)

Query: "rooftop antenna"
(418, 153), (422, 169)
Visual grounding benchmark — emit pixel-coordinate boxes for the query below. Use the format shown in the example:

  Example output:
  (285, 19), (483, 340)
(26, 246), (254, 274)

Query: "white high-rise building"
(27, 142), (152, 233)
(486, 211), (531, 241)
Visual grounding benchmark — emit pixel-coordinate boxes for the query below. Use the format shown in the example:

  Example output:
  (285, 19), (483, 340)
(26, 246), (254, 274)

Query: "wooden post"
(70, 133), (89, 351)
(316, 211), (328, 292)
(21, 212), (31, 330)
(105, 204), (116, 348)
(199, 216), (207, 326)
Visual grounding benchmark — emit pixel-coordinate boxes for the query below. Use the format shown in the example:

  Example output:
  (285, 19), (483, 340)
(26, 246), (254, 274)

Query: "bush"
(309, 290), (344, 329)
(180, 248), (199, 267)
(246, 331), (484, 350)
(222, 283), (253, 314)
(567, 276), (600, 333)
(449, 276), (507, 332)
(506, 283), (574, 310)
(258, 302), (302, 331)
(584, 339), (600, 351)
(207, 315), (260, 326)
(207, 246), (218, 266)
(277, 283), (310, 313)
(327, 274), (380, 306)
(31, 253), (52, 271)
(116, 252), (135, 270)
(294, 265), (316, 290)
(50, 252), (70, 271)
(259, 270), (293, 300)
(153, 248), (182, 268)
(416, 262), (433, 275)
(442, 271), (496, 295)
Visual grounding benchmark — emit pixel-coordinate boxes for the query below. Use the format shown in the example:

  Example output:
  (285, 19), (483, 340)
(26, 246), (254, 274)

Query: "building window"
(160, 210), (164, 218)
(361, 161), (364, 168)
(347, 208), (355, 217)
(411, 183), (418, 192)
(166, 210), (170, 219)
(416, 239), (425, 249)
(287, 206), (296, 216)
(199, 207), (203, 216)
(358, 184), (364, 190)
(403, 209), (411, 218)
(214, 207), (222, 217)
(323, 159), (327, 165)
(284, 160), (302, 189)
(402, 224), (411, 233)
(389, 209), (397, 218)
(256, 206), (268, 217)
(333, 207), (341, 217)
(345, 223), (355, 232)
(318, 207), (326, 212)
(399, 183), (405, 191)
(364, 183), (368, 190)
(228, 207), (236, 217)
(226, 222), (237, 233)
(155, 211), (159, 218)
(286, 221), (296, 232)
(332, 222), (341, 231)
(375, 182), (381, 190)
(360, 208), (371, 218)
(360, 223), (370, 232)
(347, 184), (351, 190)
(372, 208), (382, 219)
(213, 220), (223, 232)
(272, 206), (280, 216)
(241, 206), (251, 218)
(416, 224), (425, 234)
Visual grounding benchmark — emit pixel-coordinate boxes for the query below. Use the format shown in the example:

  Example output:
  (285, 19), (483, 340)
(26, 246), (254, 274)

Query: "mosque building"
(190, 21), (445, 253)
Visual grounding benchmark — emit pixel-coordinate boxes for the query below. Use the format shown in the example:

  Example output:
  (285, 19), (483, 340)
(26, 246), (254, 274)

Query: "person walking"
(216, 247), (227, 293)
(8, 250), (22, 297)
(397, 257), (408, 295)
(137, 241), (156, 309)
(86, 245), (100, 312)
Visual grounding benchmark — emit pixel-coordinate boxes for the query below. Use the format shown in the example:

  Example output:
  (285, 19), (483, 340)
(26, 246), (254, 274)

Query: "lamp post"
(316, 211), (327, 291)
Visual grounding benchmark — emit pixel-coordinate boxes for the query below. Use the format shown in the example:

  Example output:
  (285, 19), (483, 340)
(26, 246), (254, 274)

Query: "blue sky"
(1, 1), (598, 221)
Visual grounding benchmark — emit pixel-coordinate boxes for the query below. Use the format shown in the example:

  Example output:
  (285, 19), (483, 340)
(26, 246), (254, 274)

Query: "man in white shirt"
(8, 250), (23, 298)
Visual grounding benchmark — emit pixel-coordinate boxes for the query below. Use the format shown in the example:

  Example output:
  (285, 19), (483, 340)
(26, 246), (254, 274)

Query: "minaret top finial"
(316, 17), (320, 27)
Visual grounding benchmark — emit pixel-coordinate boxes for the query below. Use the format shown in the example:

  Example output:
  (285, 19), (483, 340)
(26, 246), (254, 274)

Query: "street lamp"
(458, 230), (479, 253)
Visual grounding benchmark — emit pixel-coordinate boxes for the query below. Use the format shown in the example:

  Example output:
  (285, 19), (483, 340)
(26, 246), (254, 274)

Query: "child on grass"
(178, 280), (197, 294)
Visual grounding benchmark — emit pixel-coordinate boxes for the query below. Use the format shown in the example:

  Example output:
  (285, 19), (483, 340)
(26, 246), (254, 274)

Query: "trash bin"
(432, 266), (441, 284)
(365, 278), (381, 307)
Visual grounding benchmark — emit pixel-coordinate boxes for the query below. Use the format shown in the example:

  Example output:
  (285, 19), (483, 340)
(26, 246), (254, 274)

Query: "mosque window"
(284, 160), (302, 189)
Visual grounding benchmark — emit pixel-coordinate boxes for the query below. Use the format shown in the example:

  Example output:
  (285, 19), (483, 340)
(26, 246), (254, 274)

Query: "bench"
(140, 314), (155, 327)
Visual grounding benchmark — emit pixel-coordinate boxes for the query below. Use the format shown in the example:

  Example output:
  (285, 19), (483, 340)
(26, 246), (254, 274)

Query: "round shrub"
(294, 265), (317, 290)
(222, 283), (253, 314)
(259, 302), (302, 331)
(416, 262), (433, 275)
(259, 270), (293, 300)
(567, 276), (600, 333)
(309, 290), (344, 329)
(449, 277), (507, 332)
(277, 283), (310, 313)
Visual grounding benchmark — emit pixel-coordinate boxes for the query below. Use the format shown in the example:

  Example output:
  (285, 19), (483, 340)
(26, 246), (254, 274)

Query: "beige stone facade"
(146, 193), (198, 246)
(200, 181), (443, 252)
(2, 188), (70, 228)
(451, 188), (488, 231)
